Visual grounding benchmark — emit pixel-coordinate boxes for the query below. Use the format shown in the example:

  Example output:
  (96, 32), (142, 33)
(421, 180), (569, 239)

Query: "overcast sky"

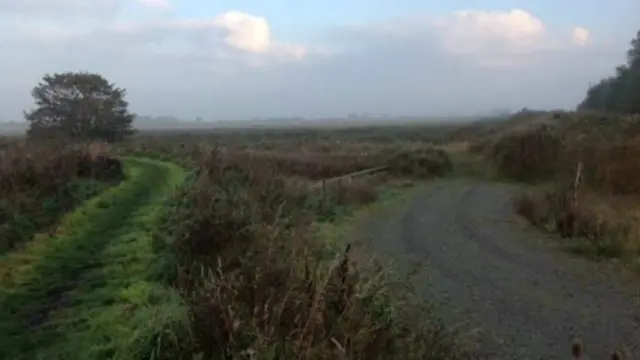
(0, 0), (637, 121)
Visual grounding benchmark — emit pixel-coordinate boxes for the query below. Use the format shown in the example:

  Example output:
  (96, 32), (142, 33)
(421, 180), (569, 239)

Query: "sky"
(0, 0), (638, 121)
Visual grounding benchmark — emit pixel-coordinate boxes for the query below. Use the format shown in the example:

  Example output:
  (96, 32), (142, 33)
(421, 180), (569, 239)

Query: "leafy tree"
(25, 72), (136, 142)
(627, 29), (640, 68)
(579, 29), (640, 114)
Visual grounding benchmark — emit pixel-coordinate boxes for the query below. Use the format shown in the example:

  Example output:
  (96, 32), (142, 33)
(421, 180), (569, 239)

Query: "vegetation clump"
(485, 124), (560, 182)
(0, 142), (124, 252)
(387, 147), (453, 178)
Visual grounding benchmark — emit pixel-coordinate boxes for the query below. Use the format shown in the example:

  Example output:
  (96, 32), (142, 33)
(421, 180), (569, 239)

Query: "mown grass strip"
(0, 157), (188, 360)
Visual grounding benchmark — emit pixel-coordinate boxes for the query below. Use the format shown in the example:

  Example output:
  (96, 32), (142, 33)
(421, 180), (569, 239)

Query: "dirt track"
(360, 179), (640, 359)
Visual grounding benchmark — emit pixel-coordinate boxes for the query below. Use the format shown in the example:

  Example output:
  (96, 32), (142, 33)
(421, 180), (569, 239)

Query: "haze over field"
(0, 114), (494, 134)
(0, 0), (638, 122)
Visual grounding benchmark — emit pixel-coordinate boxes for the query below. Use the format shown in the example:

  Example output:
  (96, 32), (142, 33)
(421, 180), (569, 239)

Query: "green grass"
(0, 178), (112, 255)
(312, 179), (428, 249)
(0, 157), (189, 360)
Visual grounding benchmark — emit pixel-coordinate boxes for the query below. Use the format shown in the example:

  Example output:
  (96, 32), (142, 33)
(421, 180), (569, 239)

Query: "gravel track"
(360, 179), (640, 359)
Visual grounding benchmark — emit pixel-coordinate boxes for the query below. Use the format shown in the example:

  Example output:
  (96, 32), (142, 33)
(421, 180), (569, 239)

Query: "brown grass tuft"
(572, 338), (584, 358)
(569, 338), (635, 360)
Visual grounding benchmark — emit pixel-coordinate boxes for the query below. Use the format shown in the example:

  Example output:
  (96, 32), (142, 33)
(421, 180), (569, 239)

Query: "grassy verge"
(0, 157), (188, 360)
(0, 143), (124, 253)
(312, 179), (428, 249)
(514, 186), (640, 269)
(0, 179), (116, 255)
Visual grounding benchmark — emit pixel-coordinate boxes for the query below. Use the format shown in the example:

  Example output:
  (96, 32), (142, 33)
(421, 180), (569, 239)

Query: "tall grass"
(150, 148), (480, 359)
(476, 112), (640, 262)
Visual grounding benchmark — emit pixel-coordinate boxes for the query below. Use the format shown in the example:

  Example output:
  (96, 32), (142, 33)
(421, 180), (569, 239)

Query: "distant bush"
(226, 150), (383, 180)
(387, 147), (453, 178)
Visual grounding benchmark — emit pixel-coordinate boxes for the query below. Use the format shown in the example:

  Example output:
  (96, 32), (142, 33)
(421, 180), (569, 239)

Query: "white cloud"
(137, 0), (172, 10)
(431, 9), (584, 67)
(572, 26), (590, 46)
(1, 9), (315, 66)
(208, 11), (320, 61)
(0, 4), (627, 122)
(436, 9), (546, 53)
(333, 9), (593, 68)
(212, 11), (271, 53)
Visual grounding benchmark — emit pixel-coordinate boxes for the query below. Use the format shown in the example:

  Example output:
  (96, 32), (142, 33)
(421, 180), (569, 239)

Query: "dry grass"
(223, 150), (383, 180)
(473, 112), (640, 264)
(0, 141), (121, 196)
(386, 147), (453, 178)
(477, 123), (561, 182)
(146, 145), (480, 359)
(570, 338), (637, 360)
(120, 133), (454, 181)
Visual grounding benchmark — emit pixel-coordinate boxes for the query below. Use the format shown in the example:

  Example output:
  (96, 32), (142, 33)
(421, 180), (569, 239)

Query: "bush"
(485, 124), (560, 182)
(562, 137), (640, 195)
(477, 112), (640, 188)
(386, 147), (453, 178)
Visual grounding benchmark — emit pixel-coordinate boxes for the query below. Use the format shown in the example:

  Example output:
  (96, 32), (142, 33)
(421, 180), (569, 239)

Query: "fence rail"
(312, 165), (389, 189)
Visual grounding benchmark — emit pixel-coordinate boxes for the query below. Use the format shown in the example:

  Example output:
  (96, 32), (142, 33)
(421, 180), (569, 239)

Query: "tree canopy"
(25, 72), (136, 142)
(579, 30), (640, 114)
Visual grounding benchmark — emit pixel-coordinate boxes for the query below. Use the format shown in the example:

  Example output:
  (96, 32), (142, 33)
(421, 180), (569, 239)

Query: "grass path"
(0, 157), (188, 360)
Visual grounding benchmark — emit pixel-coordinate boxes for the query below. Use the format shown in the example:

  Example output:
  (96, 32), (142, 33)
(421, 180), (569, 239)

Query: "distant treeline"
(579, 30), (640, 114)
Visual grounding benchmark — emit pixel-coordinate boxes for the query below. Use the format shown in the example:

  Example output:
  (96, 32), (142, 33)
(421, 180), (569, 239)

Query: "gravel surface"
(359, 179), (640, 360)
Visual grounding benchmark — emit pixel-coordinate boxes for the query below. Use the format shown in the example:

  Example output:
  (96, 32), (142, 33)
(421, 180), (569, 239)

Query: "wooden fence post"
(572, 161), (583, 211)
(570, 161), (583, 237)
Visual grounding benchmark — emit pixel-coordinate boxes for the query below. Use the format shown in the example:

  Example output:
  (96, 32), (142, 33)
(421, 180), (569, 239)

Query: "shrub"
(485, 124), (560, 181)
(386, 147), (453, 178)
